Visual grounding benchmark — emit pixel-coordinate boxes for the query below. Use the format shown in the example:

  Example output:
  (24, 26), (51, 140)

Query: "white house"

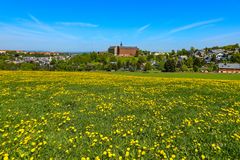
(0, 50), (6, 54)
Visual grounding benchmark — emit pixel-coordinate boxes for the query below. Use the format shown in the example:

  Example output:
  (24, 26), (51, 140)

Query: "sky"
(0, 0), (240, 52)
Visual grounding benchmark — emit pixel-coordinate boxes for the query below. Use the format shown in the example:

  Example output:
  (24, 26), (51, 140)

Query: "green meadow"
(0, 71), (240, 160)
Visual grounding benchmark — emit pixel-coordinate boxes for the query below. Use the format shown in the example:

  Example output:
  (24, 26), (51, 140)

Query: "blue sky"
(0, 0), (240, 52)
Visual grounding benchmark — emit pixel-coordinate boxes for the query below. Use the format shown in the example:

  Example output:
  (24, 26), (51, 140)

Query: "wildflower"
(95, 156), (100, 160)
(31, 148), (36, 153)
(125, 151), (130, 157)
(3, 153), (9, 160)
(103, 151), (107, 155)
(201, 154), (206, 159)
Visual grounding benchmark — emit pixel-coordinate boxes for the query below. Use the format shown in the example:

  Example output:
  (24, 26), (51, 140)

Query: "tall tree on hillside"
(190, 47), (196, 56)
(182, 48), (189, 56)
(204, 48), (209, 55)
(211, 54), (217, 62)
(231, 53), (240, 63)
(171, 50), (176, 55)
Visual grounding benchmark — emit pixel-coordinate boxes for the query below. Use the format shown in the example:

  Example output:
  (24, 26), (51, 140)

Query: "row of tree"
(0, 52), (219, 72)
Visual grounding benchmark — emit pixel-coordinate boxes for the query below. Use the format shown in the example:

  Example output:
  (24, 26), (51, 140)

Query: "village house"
(194, 50), (205, 58)
(218, 63), (240, 73)
(151, 52), (166, 56)
(216, 53), (229, 61)
(0, 50), (7, 54)
(108, 43), (138, 57)
(210, 49), (225, 55)
(28, 52), (59, 56)
(178, 55), (188, 62)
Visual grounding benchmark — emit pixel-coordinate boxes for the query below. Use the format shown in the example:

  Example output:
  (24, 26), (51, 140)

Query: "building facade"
(0, 50), (7, 54)
(218, 63), (240, 73)
(108, 43), (138, 57)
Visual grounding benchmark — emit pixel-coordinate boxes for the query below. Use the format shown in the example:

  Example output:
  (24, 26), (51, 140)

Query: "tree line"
(0, 44), (240, 72)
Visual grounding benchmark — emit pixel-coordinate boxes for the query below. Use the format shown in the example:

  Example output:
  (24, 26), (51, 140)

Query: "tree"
(69, 54), (91, 65)
(231, 53), (240, 63)
(147, 54), (154, 61)
(20, 63), (37, 71)
(156, 61), (165, 71)
(98, 54), (108, 65)
(193, 65), (199, 72)
(211, 54), (217, 62)
(130, 59), (138, 71)
(181, 64), (188, 72)
(50, 59), (57, 65)
(156, 55), (163, 62)
(110, 56), (117, 62)
(193, 57), (202, 67)
(90, 52), (98, 61)
(190, 46), (196, 53)
(185, 57), (193, 68)
(193, 57), (202, 72)
(144, 62), (152, 71)
(204, 48), (209, 55)
(164, 59), (176, 72)
(138, 56), (147, 64)
(181, 48), (189, 56)
(117, 60), (123, 69)
(171, 50), (176, 55)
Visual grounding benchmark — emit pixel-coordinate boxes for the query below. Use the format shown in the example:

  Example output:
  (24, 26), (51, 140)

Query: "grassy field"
(113, 71), (240, 80)
(0, 71), (240, 160)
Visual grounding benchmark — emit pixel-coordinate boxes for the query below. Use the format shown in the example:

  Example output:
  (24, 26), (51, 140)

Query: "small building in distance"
(108, 43), (138, 57)
(0, 50), (7, 54)
(218, 63), (240, 73)
(28, 52), (59, 56)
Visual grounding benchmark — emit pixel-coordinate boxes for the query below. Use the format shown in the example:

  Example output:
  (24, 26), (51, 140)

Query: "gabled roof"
(119, 46), (138, 49)
(211, 49), (225, 54)
(109, 46), (138, 50)
(218, 63), (240, 69)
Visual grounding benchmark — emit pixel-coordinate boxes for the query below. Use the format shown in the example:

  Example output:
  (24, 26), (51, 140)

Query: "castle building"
(108, 43), (138, 57)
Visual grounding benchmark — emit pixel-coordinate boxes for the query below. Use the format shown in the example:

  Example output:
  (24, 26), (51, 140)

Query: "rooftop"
(218, 63), (240, 69)
(109, 46), (138, 49)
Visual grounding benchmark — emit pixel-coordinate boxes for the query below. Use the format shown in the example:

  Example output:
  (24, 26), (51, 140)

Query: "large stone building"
(108, 43), (138, 57)
(218, 63), (240, 73)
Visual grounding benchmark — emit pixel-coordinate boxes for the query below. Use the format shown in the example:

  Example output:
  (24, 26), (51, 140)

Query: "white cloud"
(0, 14), (79, 40)
(137, 24), (151, 33)
(29, 14), (42, 24)
(57, 22), (98, 28)
(28, 14), (56, 32)
(170, 18), (224, 34)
